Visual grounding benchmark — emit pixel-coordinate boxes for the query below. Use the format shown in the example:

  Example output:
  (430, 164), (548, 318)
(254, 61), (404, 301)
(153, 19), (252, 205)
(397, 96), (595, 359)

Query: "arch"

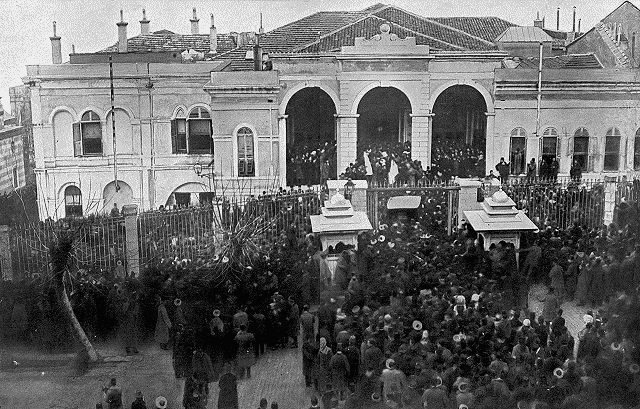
(510, 127), (527, 137)
(185, 103), (212, 117)
(106, 108), (134, 154)
(172, 105), (188, 118)
(48, 106), (77, 124)
(102, 180), (134, 214)
(107, 105), (137, 121)
(63, 184), (83, 218)
(232, 123), (259, 177)
(428, 79), (494, 114)
(78, 106), (106, 121)
(279, 82), (340, 116)
(52, 109), (75, 157)
(164, 182), (209, 208)
(350, 82), (415, 115)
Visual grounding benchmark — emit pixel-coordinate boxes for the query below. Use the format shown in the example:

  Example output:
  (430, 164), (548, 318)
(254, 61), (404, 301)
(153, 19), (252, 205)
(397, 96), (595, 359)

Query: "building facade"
(0, 100), (27, 195)
(22, 3), (640, 220)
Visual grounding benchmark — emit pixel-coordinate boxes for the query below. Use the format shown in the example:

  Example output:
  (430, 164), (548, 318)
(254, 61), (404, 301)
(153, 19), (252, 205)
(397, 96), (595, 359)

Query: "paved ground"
(0, 342), (309, 409)
(0, 284), (588, 409)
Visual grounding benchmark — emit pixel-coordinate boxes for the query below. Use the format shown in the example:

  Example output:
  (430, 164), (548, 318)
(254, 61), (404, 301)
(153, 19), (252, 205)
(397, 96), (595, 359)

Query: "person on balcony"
(495, 158), (510, 183)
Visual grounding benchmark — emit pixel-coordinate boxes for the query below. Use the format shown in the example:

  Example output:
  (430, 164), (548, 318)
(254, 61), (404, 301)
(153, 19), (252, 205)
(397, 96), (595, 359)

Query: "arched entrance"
(285, 88), (337, 187)
(357, 87), (412, 152)
(355, 87), (412, 183)
(103, 180), (133, 214)
(431, 85), (487, 178)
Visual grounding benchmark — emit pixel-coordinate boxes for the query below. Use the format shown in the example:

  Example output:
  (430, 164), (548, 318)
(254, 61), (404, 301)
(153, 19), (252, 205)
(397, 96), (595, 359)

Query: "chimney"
(578, 19), (581, 34)
(209, 14), (217, 53)
(72, 44), (76, 54)
(534, 11), (544, 29)
(50, 21), (62, 64)
(557, 7), (560, 30)
(190, 7), (199, 34)
(117, 10), (128, 53)
(572, 6), (576, 33)
(140, 9), (150, 35)
(254, 13), (264, 71)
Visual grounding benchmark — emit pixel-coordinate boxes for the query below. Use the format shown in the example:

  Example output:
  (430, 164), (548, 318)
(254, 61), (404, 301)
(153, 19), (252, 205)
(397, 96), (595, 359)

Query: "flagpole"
(109, 55), (119, 191)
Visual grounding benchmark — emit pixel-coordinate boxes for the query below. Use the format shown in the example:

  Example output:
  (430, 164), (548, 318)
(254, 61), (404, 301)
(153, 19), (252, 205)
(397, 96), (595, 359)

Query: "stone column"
(604, 176), (617, 225)
(0, 225), (13, 281)
(278, 115), (288, 188)
(122, 204), (140, 277)
(337, 114), (359, 177)
(484, 112), (497, 176)
(411, 113), (433, 167)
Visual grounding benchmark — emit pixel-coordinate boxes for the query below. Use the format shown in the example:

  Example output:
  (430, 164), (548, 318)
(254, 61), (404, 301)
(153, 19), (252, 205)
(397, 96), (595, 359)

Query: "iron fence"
(10, 216), (127, 279)
(366, 180), (460, 234)
(481, 178), (607, 231)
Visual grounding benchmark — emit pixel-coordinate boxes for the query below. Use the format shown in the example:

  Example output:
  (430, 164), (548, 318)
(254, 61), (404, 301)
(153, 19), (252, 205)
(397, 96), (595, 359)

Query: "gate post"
(122, 205), (140, 278)
(603, 176), (617, 226)
(0, 225), (13, 281)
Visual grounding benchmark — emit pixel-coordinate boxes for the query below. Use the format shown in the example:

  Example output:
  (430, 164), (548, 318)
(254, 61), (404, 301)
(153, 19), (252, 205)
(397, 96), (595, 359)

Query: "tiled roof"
(514, 53), (602, 69)
(295, 15), (464, 53)
(427, 17), (516, 43)
(495, 27), (553, 43)
(372, 6), (499, 50)
(98, 31), (237, 54)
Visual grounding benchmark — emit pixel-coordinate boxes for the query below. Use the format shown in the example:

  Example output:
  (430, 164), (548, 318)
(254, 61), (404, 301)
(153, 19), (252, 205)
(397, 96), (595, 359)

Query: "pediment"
(341, 23), (430, 55)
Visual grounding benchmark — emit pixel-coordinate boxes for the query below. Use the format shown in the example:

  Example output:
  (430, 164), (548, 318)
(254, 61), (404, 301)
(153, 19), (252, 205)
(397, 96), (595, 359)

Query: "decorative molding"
(341, 23), (430, 56)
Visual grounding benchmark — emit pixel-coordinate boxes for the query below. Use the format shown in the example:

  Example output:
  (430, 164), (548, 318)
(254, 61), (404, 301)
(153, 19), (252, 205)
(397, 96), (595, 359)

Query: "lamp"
(344, 178), (355, 201)
(193, 162), (203, 176)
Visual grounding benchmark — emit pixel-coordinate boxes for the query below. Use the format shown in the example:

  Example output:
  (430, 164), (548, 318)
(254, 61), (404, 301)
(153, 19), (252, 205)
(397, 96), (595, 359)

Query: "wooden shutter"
(588, 136), (598, 172)
(621, 136), (628, 171)
(170, 119), (177, 154)
(73, 122), (82, 156)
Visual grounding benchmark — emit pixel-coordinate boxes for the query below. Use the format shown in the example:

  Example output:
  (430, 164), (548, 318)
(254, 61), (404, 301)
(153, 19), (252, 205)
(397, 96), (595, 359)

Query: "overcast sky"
(0, 0), (629, 114)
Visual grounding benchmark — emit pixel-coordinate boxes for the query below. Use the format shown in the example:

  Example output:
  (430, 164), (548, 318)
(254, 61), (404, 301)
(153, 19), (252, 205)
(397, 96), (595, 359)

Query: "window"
(604, 127), (621, 171)
(73, 111), (103, 156)
(12, 167), (18, 188)
(170, 108), (187, 154)
(237, 127), (255, 177)
(171, 107), (212, 154)
(509, 128), (527, 175)
(199, 192), (215, 206)
(635, 129), (640, 170)
(64, 186), (83, 218)
(541, 127), (558, 166)
(572, 127), (589, 170)
(174, 193), (191, 208)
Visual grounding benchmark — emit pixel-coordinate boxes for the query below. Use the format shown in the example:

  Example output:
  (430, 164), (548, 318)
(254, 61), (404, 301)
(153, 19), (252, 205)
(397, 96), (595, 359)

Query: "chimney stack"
(117, 10), (128, 53)
(557, 7), (560, 30)
(578, 19), (581, 34)
(534, 11), (544, 29)
(50, 21), (62, 64)
(572, 6), (576, 32)
(209, 14), (217, 54)
(72, 44), (76, 54)
(140, 9), (150, 35)
(190, 7), (200, 34)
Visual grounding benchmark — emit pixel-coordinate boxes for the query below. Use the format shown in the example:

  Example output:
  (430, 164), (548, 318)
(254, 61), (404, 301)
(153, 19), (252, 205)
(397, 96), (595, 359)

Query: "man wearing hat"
(235, 324), (256, 379)
(131, 390), (147, 409)
(421, 376), (450, 409)
(299, 304), (316, 345)
(154, 396), (167, 409)
(381, 358), (406, 408)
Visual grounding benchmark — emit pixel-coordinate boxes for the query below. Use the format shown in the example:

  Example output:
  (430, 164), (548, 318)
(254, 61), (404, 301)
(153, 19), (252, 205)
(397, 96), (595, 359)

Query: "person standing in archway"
(495, 157), (510, 184)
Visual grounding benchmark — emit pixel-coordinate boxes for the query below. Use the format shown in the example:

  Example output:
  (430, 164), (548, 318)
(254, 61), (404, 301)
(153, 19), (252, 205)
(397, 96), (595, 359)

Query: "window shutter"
(567, 133), (573, 156)
(621, 136), (628, 171)
(588, 136), (598, 172)
(73, 122), (82, 156)
(170, 119), (177, 154)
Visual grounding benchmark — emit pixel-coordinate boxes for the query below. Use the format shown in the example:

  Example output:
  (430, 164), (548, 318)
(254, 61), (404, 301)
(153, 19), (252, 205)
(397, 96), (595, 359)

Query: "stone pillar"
(337, 114), (359, 177)
(122, 204), (140, 277)
(457, 179), (484, 223)
(278, 115), (288, 187)
(604, 176), (617, 225)
(484, 112), (496, 176)
(0, 226), (12, 281)
(411, 113), (433, 167)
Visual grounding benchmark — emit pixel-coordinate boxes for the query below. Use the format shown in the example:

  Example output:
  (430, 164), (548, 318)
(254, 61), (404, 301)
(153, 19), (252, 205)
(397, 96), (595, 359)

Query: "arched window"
(509, 128), (527, 175)
(171, 106), (212, 154)
(572, 127), (589, 170)
(73, 110), (102, 156)
(236, 127), (255, 177)
(64, 185), (83, 218)
(604, 127), (621, 171)
(635, 128), (640, 170)
(541, 127), (558, 165)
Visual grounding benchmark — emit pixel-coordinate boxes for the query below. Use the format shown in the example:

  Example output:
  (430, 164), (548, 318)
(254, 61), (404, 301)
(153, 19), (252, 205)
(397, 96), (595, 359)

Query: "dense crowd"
(340, 140), (486, 185)
(287, 140), (337, 187)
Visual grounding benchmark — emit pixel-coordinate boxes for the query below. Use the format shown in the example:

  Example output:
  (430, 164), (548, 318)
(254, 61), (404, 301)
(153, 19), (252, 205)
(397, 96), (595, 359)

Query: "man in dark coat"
(217, 364), (239, 409)
(343, 335), (360, 390)
(173, 325), (194, 379)
(363, 338), (383, 376)
(287, 297), (300, 348)
(102, 378), (123, 409)
(302, 338), (319, 387)
(234, 324), (256, 379)
(299, 305), (316, 345)
(495, 157), (510, 183)
(329, 345), (351, 400)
